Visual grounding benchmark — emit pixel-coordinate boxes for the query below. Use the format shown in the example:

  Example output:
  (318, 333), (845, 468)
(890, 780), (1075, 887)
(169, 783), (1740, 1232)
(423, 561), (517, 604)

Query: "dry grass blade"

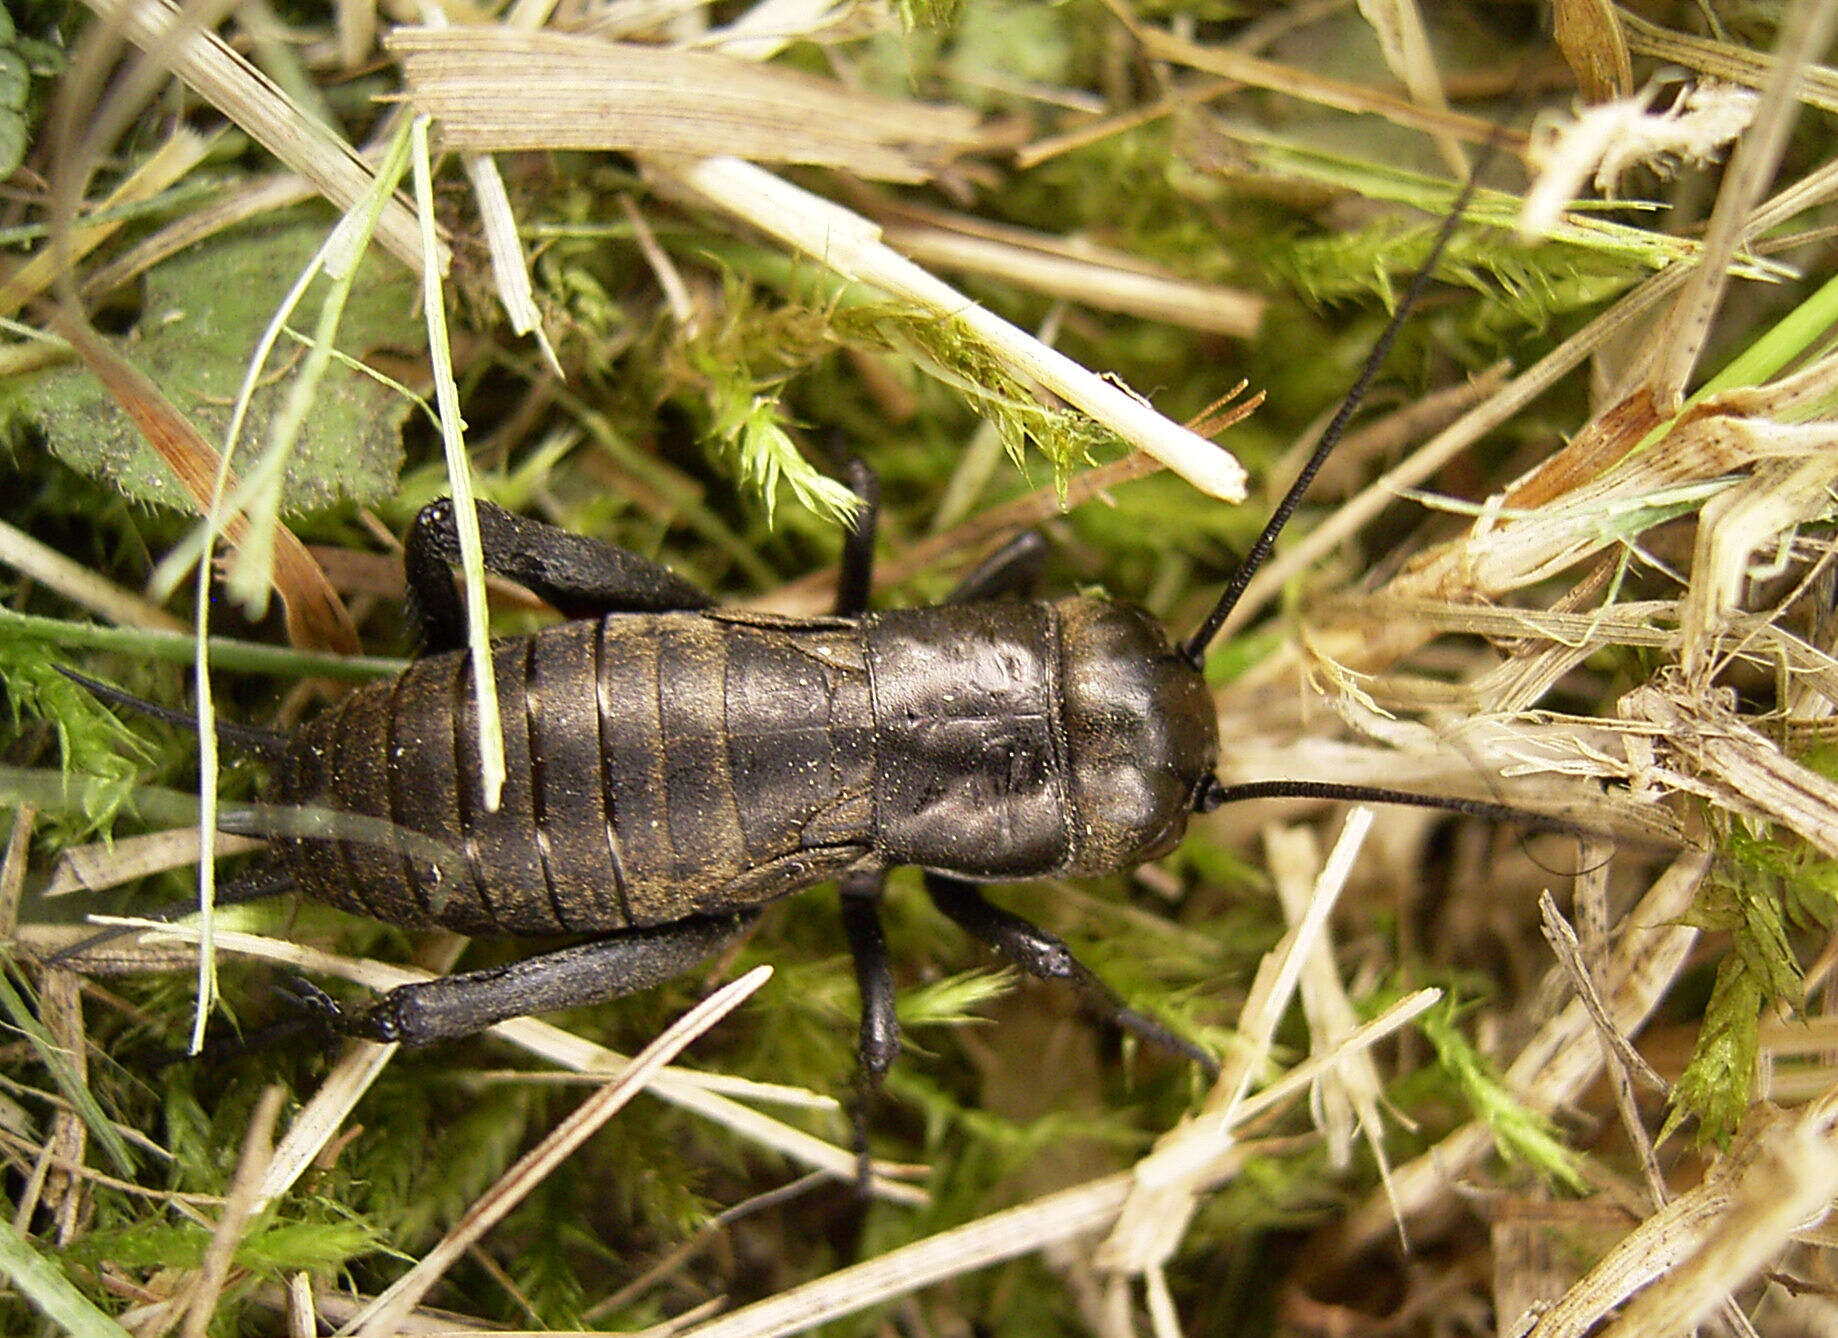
(1331, 849), (1711, 1261)
(1118, 8), (1528, 154)
(350, 966), (772, 1337)
(1266, 823), (1398, 1185)
(876, 215), (1266, 337)
(1640, 0), (1838, 408)
(0, 126), (211, 316)
(44, 829), (265, 897)
(1552, 0), (1633, 100)
(1622, 680), (1838, 859)
(388, 29), (979, 183)
(1098, 808), (1377, 1276)
(0, 516), (186, 632)
(1212, 263), (1688, 646)
(1527, 1090), (1838, 1338)
(673, 1166), (1178, 1338)
(247, 935), (468, 1218)
(77, 0), (437, 273)
(176, 1084), (284, 1338)
(1620, 8), (1838, 113)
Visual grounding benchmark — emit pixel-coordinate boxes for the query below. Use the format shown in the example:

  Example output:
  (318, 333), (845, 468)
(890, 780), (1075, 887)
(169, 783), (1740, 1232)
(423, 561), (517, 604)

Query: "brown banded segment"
(527, 620), (629, 932)
(594, 618), (676, 924)
(456, 637), (566, 934)
(657, 621), (749, 910)
(707, 611), (875, 855)
(381, 667), (431, 921)
(810, 634), (875, 850)
(388, 652), (470, 925)
(329, 679), (408, 918)
(283, 691), (365, 918)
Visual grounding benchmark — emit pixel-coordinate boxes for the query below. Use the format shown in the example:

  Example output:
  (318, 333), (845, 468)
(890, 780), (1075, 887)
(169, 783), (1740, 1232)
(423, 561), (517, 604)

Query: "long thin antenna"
(1198, 778), (1570, 828)
(58, 667), (290, 760)
(1181, 127), (1512, 667)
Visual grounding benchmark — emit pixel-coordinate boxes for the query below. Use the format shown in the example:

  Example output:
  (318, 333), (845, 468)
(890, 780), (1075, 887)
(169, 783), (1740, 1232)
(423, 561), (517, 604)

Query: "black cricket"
(266, 480), (1225, 1095)
(67, 137), (1533, 1148)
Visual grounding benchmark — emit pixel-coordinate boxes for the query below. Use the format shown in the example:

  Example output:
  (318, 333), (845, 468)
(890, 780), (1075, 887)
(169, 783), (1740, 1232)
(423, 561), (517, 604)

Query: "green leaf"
(0, 218), (421, 514)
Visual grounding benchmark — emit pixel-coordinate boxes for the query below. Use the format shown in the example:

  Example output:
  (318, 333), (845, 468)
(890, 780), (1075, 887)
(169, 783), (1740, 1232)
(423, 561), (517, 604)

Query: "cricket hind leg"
(290, 911), (759, 1045)
(947, 531), (1047, 604)
(405, 497), (716, 652)
(923, 872), (1218, 1076)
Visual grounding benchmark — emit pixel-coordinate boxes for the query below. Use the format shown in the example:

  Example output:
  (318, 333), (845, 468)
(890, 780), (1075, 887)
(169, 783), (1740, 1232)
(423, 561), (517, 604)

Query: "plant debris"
(5, 2), (1838, 1336)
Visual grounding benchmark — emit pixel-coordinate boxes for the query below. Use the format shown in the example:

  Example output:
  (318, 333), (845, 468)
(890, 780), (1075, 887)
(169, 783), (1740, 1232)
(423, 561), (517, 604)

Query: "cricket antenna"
(58, 666), (290, 761)
(1181, 126), (1511, 668)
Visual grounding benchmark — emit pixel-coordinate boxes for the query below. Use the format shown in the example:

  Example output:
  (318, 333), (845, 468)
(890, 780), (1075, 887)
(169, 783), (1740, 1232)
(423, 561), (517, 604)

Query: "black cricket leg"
(838, 867), (897, 1187)
(947, 531), (1048, 604)
(291, 912), (757, 1044)
(45, 860), (296, 969)
(834, 460), (880, 618)
(406, 498), (715, 652)
(825, 445), (890, 1181)
(923, 873), (1218, 1076)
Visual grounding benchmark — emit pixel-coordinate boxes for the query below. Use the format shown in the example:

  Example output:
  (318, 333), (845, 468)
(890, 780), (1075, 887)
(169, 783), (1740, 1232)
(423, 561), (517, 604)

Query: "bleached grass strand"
(0, 517), (184, 632)
(675, 1172), (1145, 1338)
(1212, 262), (1688, 645)
(388, 27), (978, 182)
(45, 828), (265, 896)
(350, 967), (773, 1337)
(1333, 849), (1710, 1261)
(1621, 9), (1838, 113)
(1642, 0), (1838, 410)
(1353, 0), (1465, 176)
(81, 924), (922, 1202)
(672, 156), (1248, 502)
(879, 222), (1265, 338)
(1526, 1085), (1838, 1338)
(1097, 809), (1375, 1275)
(1267, 823), (1401, 1212)
(1621, 680), (1838, 860)
(463, 152), (562, 377)
(0, 126), (212, 316)
(178, 1085), (284, 1338)
(412, 114), (506, 812)
(79, 0), (437, 272)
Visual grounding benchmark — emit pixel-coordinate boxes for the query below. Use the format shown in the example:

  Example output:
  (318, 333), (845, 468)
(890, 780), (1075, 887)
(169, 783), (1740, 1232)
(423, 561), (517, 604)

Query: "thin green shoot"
(412, 113), (506, 812)
(0, 608), (406, 680)
(0, 962), (136, 1175)
(169, 116), (417, 1055)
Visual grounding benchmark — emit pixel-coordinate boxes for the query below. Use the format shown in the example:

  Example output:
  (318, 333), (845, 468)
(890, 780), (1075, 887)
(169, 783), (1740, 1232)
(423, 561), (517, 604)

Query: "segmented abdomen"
(279, 613), (875, 934)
